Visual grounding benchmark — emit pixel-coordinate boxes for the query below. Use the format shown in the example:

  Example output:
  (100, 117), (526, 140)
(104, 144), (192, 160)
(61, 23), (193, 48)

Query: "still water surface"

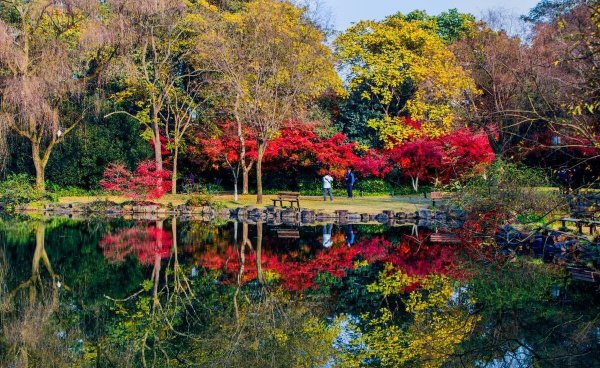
(0, 216), (599, 367)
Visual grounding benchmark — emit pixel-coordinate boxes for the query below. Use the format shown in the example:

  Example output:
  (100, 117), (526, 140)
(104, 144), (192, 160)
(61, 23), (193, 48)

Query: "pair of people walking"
(322, 167), (356, 201)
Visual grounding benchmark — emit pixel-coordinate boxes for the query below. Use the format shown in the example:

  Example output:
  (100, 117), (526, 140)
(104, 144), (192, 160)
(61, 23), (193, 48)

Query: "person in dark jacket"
(345, 167), (355, 198)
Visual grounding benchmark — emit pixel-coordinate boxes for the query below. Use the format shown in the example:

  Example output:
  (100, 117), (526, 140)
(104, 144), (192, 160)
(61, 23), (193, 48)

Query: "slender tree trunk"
(256, 142), (266, 204)
(242, 167), (250, 194)
(152, 220), (163, 307)
(152, 107), (163, 170)
(256, 221), (265, 284)
(172, 147), (178, 194)
(31, 141), (47, 193)
(230, 165), (240, 201)
(411, 175), (419, 192)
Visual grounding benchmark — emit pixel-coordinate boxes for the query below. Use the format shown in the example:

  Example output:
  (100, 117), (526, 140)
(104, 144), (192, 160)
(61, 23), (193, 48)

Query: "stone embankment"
(31, 202), (465, 225)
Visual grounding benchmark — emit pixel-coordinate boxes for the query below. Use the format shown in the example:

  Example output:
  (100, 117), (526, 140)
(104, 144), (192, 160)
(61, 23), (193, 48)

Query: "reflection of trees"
(7, 221), (67, 309)
(0, 221), (83, 367)
(104, 218), (199, 368)
(103, 220), (340, 367)
(193, 222), (339, 367)
(99, 222), (172, 265)
(341, 274), (479, 368)
(198, 234), (460, 292)
(449, 261), (600, 367)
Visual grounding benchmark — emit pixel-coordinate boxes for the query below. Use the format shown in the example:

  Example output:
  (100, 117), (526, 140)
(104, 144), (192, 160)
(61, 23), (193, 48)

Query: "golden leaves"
(335, 15), (475, 146)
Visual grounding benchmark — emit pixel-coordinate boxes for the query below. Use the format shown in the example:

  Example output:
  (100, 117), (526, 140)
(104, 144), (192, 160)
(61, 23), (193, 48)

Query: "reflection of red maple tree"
(100, 225), (172, 265)
(197, 234), (461, 292)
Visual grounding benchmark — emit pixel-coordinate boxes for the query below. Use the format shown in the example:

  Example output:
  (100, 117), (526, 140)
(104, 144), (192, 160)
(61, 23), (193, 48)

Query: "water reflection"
(0, 216), (598, 367)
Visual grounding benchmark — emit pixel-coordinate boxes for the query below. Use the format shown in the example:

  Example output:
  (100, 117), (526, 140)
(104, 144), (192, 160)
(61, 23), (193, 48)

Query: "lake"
(1, 215), (599, 367)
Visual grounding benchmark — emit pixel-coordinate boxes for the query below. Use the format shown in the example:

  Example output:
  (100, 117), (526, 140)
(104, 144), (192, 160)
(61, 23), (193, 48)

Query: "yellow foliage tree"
(197, 0), (342, 203)
(334, 14), (476, 147)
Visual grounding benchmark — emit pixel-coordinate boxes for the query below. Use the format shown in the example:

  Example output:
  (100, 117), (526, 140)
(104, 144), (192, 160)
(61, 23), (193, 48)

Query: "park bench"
(276, 229), (300, 239)
(568, 193), (599, 219)
(567, 266), (599, 283)
(560, 217), (600, 235)
(430, 191), (451, 207)
(272, 192), (300, 209)
(430, 233), (462, 244)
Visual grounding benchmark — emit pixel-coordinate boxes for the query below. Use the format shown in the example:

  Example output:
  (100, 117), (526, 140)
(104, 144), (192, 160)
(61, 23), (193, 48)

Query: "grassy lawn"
(54, 193), (430, 214)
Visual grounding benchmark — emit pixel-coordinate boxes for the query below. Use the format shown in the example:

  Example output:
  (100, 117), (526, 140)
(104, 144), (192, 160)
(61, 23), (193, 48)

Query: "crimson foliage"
(99, 160), (172, 200)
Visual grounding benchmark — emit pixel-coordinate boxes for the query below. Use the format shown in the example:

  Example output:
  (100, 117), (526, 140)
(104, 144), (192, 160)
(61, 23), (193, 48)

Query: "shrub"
(0, 174), (41, 210)
(186, 194), (225, 210)
(450, 160), (566, 227)
(46, 182), (103, 197)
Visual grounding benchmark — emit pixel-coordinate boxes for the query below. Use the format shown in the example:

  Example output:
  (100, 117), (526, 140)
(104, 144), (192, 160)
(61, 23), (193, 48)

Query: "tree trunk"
(256, 221), (265, 284)
(230, 164), (240, 201)
(411, 175), (419, 192)
(172, 147), (178, 194)
(152, 220), (163, 308)
(242, 168), (249, 194)
(31, 141), (47, 193)
(256, 142), (266, 204)
(242, 162), (253, 195)
(152, 108), (163, 170)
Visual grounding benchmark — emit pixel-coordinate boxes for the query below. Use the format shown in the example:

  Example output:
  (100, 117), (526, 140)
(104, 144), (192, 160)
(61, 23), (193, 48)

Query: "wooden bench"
(430, 233), (462, 244)
(430, 191), (451, 207)
(567, 266), (599, 283)
(272, 192), (300, 209)
(561, 217), (600, 234)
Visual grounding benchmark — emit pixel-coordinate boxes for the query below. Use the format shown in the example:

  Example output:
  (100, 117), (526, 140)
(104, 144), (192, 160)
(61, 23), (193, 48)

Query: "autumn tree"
(162, 79), (210, 194)
(389, 138), (444, 191)
(99, 160), (172, 200)
(526, 2), (600, 161)
(108, 0), (205, 171)
(335, 12), (475, 147)
(0, 0), (113, 192)
(198, 0), (341, 203)
(195, 121), (257, 200)
(453, 18), (531, 156)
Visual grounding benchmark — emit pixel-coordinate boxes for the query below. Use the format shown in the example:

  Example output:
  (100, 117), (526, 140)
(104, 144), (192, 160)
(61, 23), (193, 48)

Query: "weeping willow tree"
(0, 0), (115, 192)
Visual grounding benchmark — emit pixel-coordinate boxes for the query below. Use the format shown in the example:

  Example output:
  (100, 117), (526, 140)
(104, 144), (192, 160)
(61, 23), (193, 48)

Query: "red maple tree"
(99, 160), (172, 200)
(387, 128), (495, 191)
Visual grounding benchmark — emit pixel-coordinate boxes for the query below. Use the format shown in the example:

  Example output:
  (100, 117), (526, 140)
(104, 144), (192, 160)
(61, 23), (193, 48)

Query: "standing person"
(345, 167), (355, 199)
(323, 172), (334, 201)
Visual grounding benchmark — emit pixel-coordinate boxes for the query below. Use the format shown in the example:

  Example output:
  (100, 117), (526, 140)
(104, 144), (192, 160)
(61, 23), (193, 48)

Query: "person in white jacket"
(323, 172), (334, 201)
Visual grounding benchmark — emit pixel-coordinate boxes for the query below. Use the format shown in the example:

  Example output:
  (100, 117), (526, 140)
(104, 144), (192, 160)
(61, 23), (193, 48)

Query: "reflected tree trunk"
(256, 222), (265, 284)
(151, 220), (163, 308)
(8, 221), (65, 310)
